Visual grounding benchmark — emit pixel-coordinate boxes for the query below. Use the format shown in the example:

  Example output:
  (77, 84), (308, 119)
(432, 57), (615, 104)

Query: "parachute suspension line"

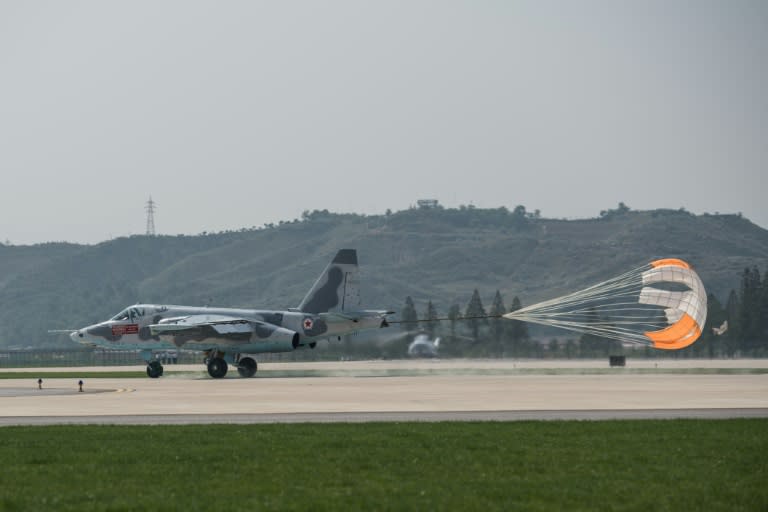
(504, 260), (708, 349)
(512, 266), (649, 317)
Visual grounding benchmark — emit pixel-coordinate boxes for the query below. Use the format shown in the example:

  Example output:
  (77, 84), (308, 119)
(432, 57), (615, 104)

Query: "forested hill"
(1, 206), (767, 347)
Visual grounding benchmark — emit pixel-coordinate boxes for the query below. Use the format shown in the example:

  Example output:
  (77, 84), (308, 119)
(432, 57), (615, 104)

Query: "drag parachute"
(503, 259), (707, 350)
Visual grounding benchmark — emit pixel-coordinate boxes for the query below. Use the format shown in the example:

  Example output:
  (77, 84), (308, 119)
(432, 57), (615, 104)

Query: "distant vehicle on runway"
(65, 250), (393, 379)
(407, 333), (440, 358)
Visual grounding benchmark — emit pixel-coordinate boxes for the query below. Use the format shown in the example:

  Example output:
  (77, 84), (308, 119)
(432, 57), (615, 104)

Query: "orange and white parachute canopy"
(503, 259), (707, 350)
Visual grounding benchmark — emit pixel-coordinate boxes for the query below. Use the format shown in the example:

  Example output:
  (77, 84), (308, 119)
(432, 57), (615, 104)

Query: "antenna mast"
(145, 196), (157, 236)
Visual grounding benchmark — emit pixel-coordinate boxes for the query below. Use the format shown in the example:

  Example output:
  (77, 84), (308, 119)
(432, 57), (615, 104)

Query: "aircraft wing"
(149, 314), (253, 336)
(149, 314), (300, 351)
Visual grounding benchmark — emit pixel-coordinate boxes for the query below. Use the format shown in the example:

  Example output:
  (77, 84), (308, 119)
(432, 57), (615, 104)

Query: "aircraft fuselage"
(71, 303), (385, 353)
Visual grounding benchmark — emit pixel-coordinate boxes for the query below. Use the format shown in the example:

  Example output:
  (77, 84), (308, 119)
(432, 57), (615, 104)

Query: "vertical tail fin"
(298, 249), (361, 314)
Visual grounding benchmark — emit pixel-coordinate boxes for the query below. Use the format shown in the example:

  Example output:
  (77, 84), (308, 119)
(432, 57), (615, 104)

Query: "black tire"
(146, 361), (163, 378)
(207, 357), (228, 379)
(237, 357), (257, 378)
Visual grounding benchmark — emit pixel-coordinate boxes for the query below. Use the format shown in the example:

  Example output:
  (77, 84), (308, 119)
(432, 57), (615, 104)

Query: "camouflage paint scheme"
(70, 250), (392, 377)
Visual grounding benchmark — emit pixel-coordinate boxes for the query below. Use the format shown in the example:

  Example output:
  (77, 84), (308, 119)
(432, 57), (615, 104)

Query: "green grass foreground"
(0, 420), (765, 511)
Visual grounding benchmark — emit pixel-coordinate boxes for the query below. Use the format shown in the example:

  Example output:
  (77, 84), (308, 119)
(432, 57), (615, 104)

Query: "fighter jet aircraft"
(69, 249), (393, 378)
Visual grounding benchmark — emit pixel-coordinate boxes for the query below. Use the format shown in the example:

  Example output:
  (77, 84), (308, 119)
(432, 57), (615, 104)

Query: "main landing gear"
(203, 352), (258, 379)
(237, 357), (257, 378)
(140, 350), (259, 379)
(206, 356), (228, 378)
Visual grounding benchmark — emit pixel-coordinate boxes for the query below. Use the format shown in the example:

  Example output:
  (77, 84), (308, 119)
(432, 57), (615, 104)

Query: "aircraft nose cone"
(70, 330), (85, 343)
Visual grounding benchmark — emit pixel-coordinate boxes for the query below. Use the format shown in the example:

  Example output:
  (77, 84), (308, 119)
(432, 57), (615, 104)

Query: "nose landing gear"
(146, 360), (164, 378)
(140, 350), (164, 378)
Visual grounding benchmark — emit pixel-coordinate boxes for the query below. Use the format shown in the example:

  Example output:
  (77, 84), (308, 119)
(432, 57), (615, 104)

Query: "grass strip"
(0, 419), (765, 511)
(0, 371), (151, 379)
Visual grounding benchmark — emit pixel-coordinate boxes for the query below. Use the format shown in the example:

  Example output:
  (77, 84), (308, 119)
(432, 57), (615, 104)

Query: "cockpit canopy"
(110, 306), (148, 322)
(110, 308), (131, 321)
(109, 305), (167, 322)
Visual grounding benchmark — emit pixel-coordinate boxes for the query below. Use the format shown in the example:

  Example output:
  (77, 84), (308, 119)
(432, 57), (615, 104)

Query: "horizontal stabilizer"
(320, 310), (393, 323)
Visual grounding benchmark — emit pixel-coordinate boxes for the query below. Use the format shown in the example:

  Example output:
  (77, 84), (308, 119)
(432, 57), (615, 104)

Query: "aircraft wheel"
(237, 357), (257, 378)
(146, 361), (164, 378)
(207, 357), (228, 379)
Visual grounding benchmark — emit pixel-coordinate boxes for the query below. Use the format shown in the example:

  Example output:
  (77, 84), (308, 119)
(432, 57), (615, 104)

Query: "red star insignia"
(303, 318), (314, 330)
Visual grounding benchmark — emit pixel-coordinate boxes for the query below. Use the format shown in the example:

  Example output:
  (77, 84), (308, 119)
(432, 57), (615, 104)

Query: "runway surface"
(1, 359), (767, 425)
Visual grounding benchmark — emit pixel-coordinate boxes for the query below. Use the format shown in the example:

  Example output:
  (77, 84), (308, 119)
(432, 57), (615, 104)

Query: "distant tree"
(423, 300), (438, 338)
(739, 267), (763, 353)
(578, 307), (609, 357)
(401, 296), (418, 332)
(725, 289), (740, 357)
(600, 202), (631, 219)
(464, 289), (487, 343)
(565, 339), (578, 359)
(448, 304), (462, 340)
(507, 296), (529, 356)
(489, 290), (507, 356)
(547, 338), (559, 358)
(761, 267), (768, 353)
(696, 293), (727, 358)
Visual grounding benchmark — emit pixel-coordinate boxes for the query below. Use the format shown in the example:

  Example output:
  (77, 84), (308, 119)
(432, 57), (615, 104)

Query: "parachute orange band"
(644, 312), (701, 350)
(650, 258), (691, 269)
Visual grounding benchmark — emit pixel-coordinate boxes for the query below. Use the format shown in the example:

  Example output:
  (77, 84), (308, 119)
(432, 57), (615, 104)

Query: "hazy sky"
(1, 1), (766, 245)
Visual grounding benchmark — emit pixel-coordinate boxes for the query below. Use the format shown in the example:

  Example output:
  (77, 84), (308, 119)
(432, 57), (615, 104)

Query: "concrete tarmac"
(1, 359), (767, 425)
